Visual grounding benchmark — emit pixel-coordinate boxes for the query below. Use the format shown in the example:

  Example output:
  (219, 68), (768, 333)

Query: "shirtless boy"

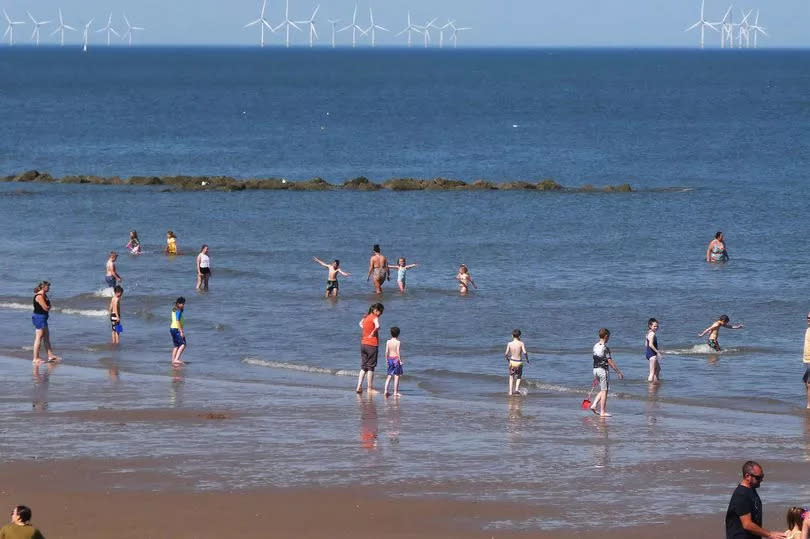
(313, 257), (351, 297)
(109, 285), (123, 344)
(505, 329), (529, 395)
(366, 244), (389, 295)
(698, 314), (744, 351)
(105, 252), (122, 288)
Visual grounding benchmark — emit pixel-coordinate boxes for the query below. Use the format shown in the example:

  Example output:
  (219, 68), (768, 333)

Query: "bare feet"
(384, 392), (390, 398)
(172, 361), (186, 367)
(47, 356), (62, 362)
(599, 412), (612, 417)
(32, 358), (43, 365)
(394, 392), (402, 397)
(356, 388), (363, 394)
(590, 406), (599, 415)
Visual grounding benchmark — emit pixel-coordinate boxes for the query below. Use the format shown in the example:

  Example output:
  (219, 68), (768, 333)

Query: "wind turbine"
(448, 20), (471, 49)
(295, 5), (320, 47)
(685, 0), (718, 49)
(121, 14), (144, 46)
(81, 18), (94, 52)
(438, 20), (453, 48)
(96, 13), (119, 45)
(28, 12), (51, 47)
(736, 9), (751, 48)
(365, 6), (387, 48)
(50, 9), (77, 46)
(244, 0), (275, 48)
(715, 5), (732, 48)
(749, 10), (767, 48)
(273, 0), (300, 48)
(395, 11), (422, 48)
(418, 18), (438, 48)
(3, 10), (26, 45)
(338, 4), (368, 48)
(327, 18), (340, 48)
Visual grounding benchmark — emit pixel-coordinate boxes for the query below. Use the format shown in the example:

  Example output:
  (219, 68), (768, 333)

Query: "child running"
(170, 296), (186, 366)
(126, 230), (141, 254)
(698, 314), (744, 351)
(109, 285), (123, 345)
(166, 230), (178, 255)
(105, 252), (122, 288)
(456, 264), (477, 294)
(384, 326), (404, 397)
(313, 257), (351, 297)
(388, 258), (418, 293)
(504, 329), (529, 396)
(589, 328), (624, 417)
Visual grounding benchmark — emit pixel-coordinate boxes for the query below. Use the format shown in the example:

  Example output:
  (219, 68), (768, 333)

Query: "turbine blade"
(289, 21), (301, 31)
(685, 21), (700, 31)
(312, 26), (319, 39)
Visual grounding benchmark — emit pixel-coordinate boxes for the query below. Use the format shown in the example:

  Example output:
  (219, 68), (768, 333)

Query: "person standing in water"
(196, 245), (212, 290)
(707, 231), (729, 263)
(356, 303), (384, 394)
(313, 257), (351, 297)
(105, 252), (122, 288)
(699, 315), (744, 352)
(166, 230), (178, 255)
(109, 285), (123, 345)
(505, 329), (529, 396)
(366, 244), (389, 295)
(589, 328), (623, 417)
(645, 318), (663, 383)
(32, 281), (60, 364)
(456, 264), (477, 294)
(126, 230), (141, 254)
(170, 297), (187, 366)
(803, 313), (810, 409)
(388, 258), (418, 293)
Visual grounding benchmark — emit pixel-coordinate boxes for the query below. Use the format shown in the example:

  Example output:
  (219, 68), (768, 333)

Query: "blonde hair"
(33, 281), (50, 293)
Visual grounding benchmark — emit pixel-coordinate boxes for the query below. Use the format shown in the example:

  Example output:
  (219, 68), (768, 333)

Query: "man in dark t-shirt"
(725, 461), (785, 539)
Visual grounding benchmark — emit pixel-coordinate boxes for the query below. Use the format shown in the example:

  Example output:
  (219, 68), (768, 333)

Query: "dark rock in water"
(603, 183), (632, 192)
(128, 176), (163, 185)
(425, 177), (467, 190)
(500, 181), (536, 190)
(14, 170), (41, 182)
(343, 177), (381, 190)
(243, 178), (289, 190)
(384, 178), (427, 191)
(537, 179), (564, 191)
(580, 184), (597, 192)
(468, 180), (498, 190)
(288, 177), (332, 191)
(60, 175), (89, 184)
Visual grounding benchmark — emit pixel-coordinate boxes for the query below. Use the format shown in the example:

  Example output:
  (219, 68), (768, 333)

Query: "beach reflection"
(385, 396), (401, 445)
(645, 382), (661, 425)
(357, 394), (378, 450)
(32, 362), (55, 411)
(584, 416), (610, 469)
(169, 368), (185, 408)
(506, 396), (525, 443)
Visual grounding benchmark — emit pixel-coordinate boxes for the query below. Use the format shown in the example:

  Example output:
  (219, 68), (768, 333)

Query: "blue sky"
(2, 0), (808, 47)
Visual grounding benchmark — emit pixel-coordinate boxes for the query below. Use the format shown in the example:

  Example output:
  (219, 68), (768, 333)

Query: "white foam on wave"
(91, 288), (114, 298)
(666, 344), (738, 355)
(59, 308), (108, 317)
(242, 357), (358, 377)
(0, 302), (31, 311)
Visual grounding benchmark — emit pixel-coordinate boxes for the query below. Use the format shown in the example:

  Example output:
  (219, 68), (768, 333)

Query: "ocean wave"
(242, 357), (358, 376)
(666, 344), (741, 355)
(0, 302), (107, 318)
(90, 287), (115, 298)
(0, 302), (30, 311)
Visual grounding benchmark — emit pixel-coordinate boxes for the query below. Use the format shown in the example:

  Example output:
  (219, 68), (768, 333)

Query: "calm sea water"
(1, 48), (810, 529)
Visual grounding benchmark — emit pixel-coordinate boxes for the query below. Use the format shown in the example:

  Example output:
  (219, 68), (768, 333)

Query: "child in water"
(456, 264), (477, 294)
(166, 230), (178, 255)
(698, 314), (744, 351)
(126, 230), (141, 254)
(170, 296), (186, 366)
(313, 257), (351, 297)
(384, 326), (404, 397)
(109, 285), (123, 344)
(388, 258), (418, 293)
(505, 329), (529, 396)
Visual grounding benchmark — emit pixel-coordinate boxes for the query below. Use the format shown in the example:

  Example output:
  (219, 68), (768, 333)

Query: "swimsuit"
(508, 360), (524, 379)
(32, 294), (49, 329)
(397, 267), (406, 283)
(372, 267), (386, 282)
(110, 313), (122, 333)
(710, 242), (727, 262)
(645, 333), (658, 360)
(127, 239), (141, 253)
(105, 276), (117, 287)
(199, 253), (210, 274)
(387, 357), (403, 376)
(170, 308), (185, 347)
(326, 280), (339, 291)
(167, 237), (177, 254)
(708, 339), (721, 351)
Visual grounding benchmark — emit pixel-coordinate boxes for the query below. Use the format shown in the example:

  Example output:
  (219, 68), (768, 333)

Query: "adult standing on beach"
(0, 505), (46, 539)
(803, 313), (810, 409)
(366, 244), (389, 295)
(725, 461), (785, 539)
(645, 318), (663, 383)
(196, 245), (211, 291)
(707, 231), (729, 263)
(356, 303), (384, 394)
(32, 282), (60, 364)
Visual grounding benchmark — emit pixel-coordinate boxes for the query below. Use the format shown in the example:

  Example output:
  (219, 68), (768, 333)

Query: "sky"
(2, 0), (809, 47)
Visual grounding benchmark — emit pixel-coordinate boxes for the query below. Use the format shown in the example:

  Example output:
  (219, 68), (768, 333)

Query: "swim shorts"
(200, 267), (211, 275)
(32, 313), (48, 329)
(509, 361), (523, 379)
(105, 276), (117, 287)
(387, 357), (403, 376)
(110, 315), (122, 333)
(593, 367), (609, 391)
(804, 368), (810, 385)
(372, 268), (386, 283)
(708, 339), (721, 351)
(170, 328), (185, 347)
(360, 344), (378, 372)
(326, 280), (338, 292)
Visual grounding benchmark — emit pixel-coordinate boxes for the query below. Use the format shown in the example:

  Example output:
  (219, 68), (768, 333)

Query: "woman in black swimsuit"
(32, 281), (60, 364)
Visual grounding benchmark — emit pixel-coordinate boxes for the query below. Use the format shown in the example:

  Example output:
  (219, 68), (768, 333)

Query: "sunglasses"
(747, 473), (764, 481)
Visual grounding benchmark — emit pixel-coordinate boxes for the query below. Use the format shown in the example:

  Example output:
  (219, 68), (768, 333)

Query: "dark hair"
(599, 328), (610, 339)
(719, 315), (730, 323)
(742, 460), (761, 477)
(715, 231), (723, 239)
(175, 297), (186, 308)
(333, 259), (340, 267)
(372, 302), (384, 313)
(373, 244), (380, 253)
(512, 329), (521, 338)
(648, 318), (658, 328)
(15, 506), (32, 524)
(113, 285), (123, 294)
(200, 244), (208, 252)
(390, 326), (400, 337)
(787, 507), (805, 530)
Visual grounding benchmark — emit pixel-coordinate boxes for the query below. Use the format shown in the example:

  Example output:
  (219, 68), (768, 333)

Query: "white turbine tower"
(418, 18), (438, 48)
(273, 0), (301, 48)
(81, 18), (94, 52)
(121, 14), (144, 46)
(96, 12), (119, 45)
(737, 9), (751, 48)
(244, 0), (275, 48)
(438, 20), (453, 48)
(749, 10), (767, 48)
(295, 5), (320, 47)
(685, 0), (718, 49)
(715, 5), (732, 48)
(338, 4), (368, 48)
(365, 6), (387, 48)
(395, 11), (422, 48)
(27, 12), (50, 46)
(447, 21), (471, 49)
(328, 18), (340, 48)
(3, 10), (26, 45)
(50, 9), (77, 46)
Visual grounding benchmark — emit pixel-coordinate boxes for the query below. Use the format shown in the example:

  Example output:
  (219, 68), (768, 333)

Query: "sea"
(1, 47), (810, 530)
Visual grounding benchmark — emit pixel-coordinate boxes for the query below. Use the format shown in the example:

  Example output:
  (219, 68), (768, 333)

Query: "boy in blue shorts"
(109, 285), (123, 344)
(384, 326), (404, 397)
(170, 297), (186, 366)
